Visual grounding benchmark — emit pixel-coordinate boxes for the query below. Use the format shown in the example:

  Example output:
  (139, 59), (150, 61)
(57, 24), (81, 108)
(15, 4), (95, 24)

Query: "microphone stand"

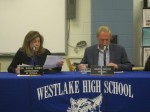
(32, 46), (36, 66)
(103, 46), (107, 66)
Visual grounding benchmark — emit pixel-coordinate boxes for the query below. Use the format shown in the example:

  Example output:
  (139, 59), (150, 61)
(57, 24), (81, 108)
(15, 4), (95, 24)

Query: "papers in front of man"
(43, 55), (63, 69)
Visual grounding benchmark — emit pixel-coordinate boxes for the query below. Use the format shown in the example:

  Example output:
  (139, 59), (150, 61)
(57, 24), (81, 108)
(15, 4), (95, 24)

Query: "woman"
(8, 31), (63, 73)
(145, 56), (150, 71)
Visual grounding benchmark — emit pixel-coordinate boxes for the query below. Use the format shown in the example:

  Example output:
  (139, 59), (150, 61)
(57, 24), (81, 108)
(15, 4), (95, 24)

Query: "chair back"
(66, 57), (74, 71)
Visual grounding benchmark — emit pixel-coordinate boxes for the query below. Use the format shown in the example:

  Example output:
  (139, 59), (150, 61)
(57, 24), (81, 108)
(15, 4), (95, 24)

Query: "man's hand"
(107, 62), (118, 69)
(78, 64), (88, 71)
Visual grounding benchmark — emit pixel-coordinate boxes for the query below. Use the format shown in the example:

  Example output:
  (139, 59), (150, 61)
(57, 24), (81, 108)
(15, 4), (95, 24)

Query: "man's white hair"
(96, 26), (112, 37)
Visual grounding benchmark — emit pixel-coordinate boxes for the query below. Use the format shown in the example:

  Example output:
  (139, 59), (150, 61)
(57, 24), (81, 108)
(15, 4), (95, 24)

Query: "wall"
(0, 0), (66, 54)
(67, 0), (91, 57)
(133, 0), (143, 66)
(0, 0), (91, 72)
(91, 0), (134, 63)
(63, 0), (91, 71)
(0, 57), (12, 72)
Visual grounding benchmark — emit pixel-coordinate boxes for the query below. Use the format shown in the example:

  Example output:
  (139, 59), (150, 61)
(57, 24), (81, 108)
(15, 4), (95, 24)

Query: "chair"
(111, 35), (118, 44)
(66, 57), (74, 71)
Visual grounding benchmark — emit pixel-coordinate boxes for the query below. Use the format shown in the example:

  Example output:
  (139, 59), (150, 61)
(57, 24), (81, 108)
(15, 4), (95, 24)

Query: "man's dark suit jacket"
(144, 56), (150, 71)
(80, 44), (132, 71)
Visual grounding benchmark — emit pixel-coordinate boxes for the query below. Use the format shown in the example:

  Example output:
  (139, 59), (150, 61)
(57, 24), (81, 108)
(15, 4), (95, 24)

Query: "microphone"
(33, 46), (36, 51)
(103, 45), (107, 51)
(32, 45), (37, 66)
(103, 45), (107, 66)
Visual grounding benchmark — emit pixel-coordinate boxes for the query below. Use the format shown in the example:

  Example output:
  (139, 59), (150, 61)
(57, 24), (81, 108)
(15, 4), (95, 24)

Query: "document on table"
(43, 55), (63, 69)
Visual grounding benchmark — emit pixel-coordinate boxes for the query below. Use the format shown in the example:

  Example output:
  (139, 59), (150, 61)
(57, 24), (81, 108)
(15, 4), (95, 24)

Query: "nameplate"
(91, 65), (114, 76)
(20, 66), (43, 76)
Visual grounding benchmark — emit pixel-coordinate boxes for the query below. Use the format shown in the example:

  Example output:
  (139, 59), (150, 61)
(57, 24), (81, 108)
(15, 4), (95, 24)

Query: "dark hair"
(20, 31), (45, 57)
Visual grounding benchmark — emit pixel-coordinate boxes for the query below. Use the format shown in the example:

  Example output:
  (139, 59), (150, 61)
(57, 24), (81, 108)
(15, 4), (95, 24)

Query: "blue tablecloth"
(0, 71), (150, 112)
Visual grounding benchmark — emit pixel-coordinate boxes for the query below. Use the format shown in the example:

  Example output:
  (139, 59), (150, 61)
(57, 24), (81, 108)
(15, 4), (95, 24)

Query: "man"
(144, 56), (150, 71)
(78, 26), (132, 71)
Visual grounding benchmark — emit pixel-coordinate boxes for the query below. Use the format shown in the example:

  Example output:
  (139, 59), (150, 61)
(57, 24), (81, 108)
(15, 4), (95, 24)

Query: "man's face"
(97, 31), (111, 48)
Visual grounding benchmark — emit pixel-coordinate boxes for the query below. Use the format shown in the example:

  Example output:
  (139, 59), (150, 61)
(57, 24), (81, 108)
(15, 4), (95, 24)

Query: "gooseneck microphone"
(32, 46), (37, 66)
(103, 45), (107, 66)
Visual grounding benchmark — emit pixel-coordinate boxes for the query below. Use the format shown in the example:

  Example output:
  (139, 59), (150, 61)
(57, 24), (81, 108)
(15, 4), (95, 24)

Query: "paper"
(43, 55), (63, 69)
(114, 71), (124, 74)
(17, 64), (30, 69)
(17, 74), (39, 76)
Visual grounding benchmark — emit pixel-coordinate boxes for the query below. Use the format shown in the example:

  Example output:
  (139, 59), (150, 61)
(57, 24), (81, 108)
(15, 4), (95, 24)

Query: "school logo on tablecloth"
(67, 94), (103, 112)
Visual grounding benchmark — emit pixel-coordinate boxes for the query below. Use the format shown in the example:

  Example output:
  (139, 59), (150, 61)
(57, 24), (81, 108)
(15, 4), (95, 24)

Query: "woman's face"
(30, 37), (41, 51)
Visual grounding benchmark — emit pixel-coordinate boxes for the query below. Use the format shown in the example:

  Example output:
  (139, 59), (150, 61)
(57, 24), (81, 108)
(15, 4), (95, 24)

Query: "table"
(0, 71), (150, 112)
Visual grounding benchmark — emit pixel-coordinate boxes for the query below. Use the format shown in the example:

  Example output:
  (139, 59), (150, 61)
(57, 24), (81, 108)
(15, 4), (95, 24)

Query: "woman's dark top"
(8, 48), (62, 73)
(144, 56), (150, 71)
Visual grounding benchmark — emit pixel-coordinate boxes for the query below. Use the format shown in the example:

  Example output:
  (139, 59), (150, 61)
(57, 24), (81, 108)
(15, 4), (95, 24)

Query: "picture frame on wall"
(143, 46), (150, 66)
(142, 28), (150, 46)
(143, 9), (150, 27)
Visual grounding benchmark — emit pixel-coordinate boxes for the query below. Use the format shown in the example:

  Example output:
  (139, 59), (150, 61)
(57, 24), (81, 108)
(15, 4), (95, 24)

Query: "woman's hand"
(57, 61), (64, 67)
(15, 67), (20, 74)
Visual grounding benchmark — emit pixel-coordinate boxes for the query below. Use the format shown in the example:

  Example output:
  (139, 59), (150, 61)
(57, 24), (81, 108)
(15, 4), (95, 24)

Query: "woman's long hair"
(20, 31), (45, 57)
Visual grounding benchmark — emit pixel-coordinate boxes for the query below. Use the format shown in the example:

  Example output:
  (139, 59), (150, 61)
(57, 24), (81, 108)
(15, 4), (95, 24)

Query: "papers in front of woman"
(43, 55), (63, 69)
(18, 64), (30, 67)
